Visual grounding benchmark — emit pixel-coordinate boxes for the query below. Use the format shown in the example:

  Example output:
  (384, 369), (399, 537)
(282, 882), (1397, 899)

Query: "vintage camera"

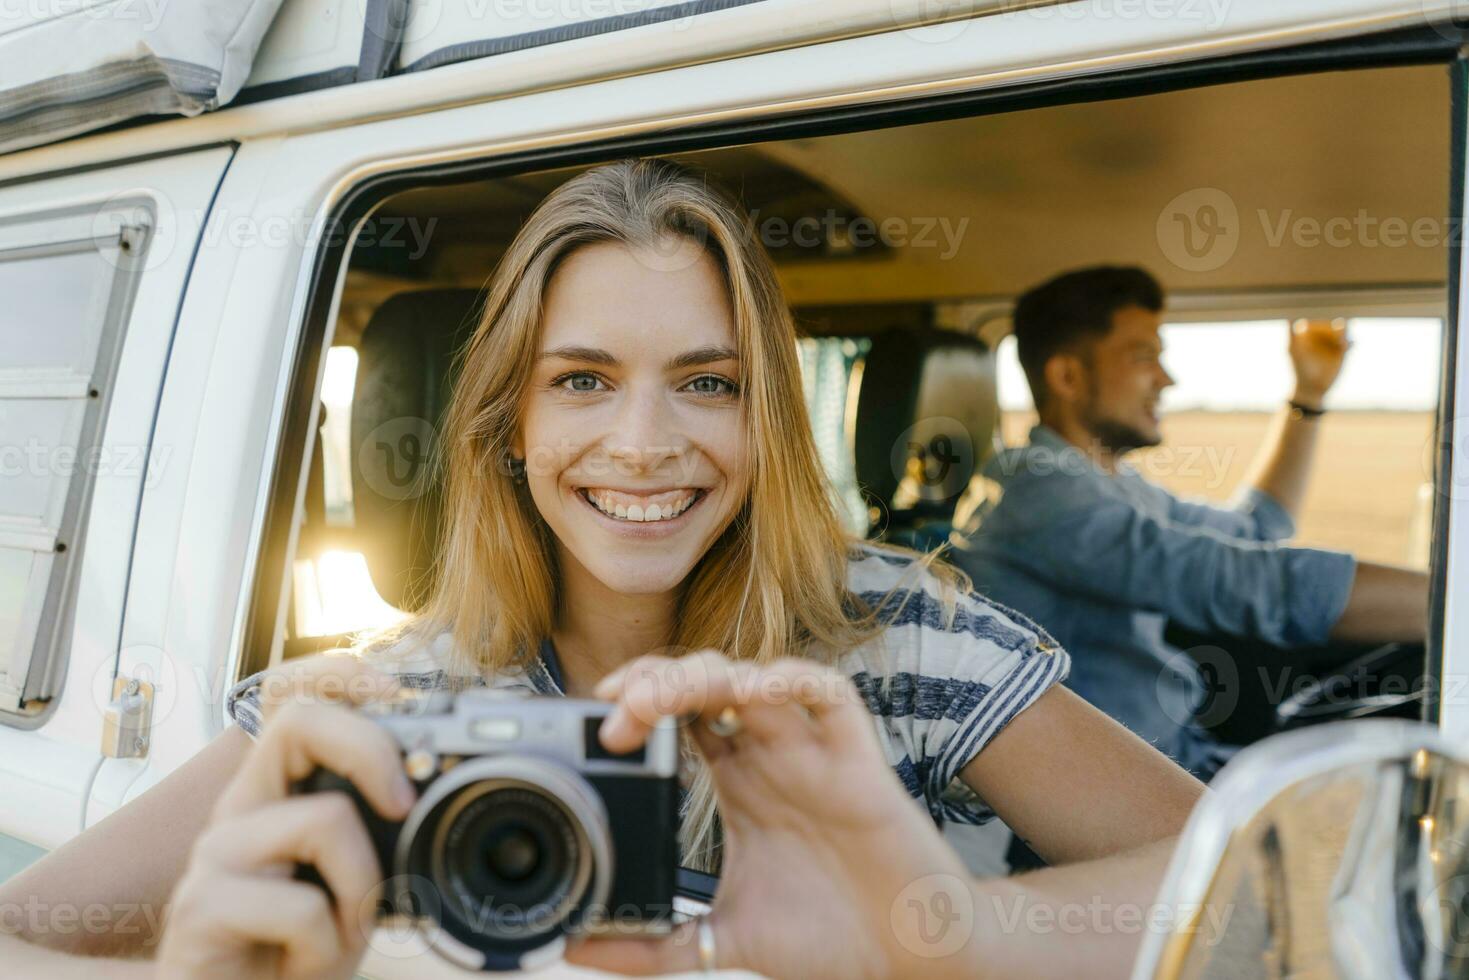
(290, 689), (680, 972)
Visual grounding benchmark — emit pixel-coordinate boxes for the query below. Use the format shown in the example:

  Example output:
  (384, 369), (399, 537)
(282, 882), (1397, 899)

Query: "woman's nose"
(606, 387), (684, 471)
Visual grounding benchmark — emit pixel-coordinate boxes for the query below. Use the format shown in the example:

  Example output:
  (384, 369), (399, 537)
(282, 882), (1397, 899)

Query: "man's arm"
(1331, 561), (1430, 644)
(1238, 318), (1349, 521)
(982, 481), (1431, 648)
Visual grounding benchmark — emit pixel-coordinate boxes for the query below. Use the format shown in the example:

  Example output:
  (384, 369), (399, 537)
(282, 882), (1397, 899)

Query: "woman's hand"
(571, 650), (983, 980)
(156, 655), (413, 979)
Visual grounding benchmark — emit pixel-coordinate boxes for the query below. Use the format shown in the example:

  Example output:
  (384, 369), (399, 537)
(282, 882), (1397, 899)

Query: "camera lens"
(394, 756), (613, 970)
(451, 789), (572, 913)
(486, 826), (539, 882)
(427, 782), (595, 945)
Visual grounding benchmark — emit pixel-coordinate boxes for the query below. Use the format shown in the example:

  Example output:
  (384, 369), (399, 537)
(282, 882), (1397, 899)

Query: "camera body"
(290, 688), (680, 972)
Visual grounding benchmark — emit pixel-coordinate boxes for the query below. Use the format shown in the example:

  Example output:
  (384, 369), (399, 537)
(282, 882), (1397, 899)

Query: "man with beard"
(952, 265), (1427, 783)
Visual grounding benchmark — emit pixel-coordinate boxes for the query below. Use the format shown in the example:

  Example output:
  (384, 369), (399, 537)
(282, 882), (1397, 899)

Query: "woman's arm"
(959, 685), (1204, 865)
(0, 725), (252, 958)
(572, 651), (1194, 979)
(0, 931), (156, 976)
(0, 652), (401, 962)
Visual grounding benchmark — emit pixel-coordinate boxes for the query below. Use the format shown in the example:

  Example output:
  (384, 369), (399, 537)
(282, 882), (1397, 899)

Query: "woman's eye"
(553, 372), (605, 392)
(685, 375), (739, 397)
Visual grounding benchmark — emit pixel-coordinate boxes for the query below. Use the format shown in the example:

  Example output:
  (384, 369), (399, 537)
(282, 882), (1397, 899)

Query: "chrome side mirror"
(1133, 720), (1469, 980)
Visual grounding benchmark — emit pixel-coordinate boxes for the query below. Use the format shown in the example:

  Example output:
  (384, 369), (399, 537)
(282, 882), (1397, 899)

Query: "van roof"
(0, 1), (1451, 182)
(0, 0), (1038, 176)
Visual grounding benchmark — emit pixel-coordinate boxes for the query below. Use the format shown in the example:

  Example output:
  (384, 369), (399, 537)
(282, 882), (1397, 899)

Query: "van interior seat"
(350, 288), (485, 611)
(850, 329), (999, 551)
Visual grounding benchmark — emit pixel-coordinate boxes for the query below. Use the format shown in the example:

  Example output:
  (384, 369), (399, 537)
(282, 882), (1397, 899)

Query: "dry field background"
(999, 410), (1436, 569)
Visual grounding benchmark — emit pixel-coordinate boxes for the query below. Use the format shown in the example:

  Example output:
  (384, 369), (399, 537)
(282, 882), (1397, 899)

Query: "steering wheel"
(1274, 642), (1427, 731)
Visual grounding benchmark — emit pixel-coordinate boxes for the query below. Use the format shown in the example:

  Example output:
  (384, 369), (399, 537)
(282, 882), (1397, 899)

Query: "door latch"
(101, 675), (153, 758)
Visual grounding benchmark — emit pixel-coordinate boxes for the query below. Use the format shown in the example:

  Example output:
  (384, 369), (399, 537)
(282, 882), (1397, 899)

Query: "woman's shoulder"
(843, 542), (1063, 660)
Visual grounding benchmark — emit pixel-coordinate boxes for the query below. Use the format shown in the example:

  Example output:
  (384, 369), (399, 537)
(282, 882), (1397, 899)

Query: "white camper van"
(3, 1), (1469, 975)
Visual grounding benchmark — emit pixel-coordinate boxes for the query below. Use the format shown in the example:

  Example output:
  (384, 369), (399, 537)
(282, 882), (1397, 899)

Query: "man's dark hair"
(1012, 265), (1164, 408)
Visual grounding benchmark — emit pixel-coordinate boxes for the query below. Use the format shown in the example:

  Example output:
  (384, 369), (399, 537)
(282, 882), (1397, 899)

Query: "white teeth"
(583, 490), (698, 523)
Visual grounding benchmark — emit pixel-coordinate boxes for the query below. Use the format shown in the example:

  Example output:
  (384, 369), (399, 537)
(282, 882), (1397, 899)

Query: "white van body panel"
(87, 139), (317, 825)
(0, 147), (233, 848)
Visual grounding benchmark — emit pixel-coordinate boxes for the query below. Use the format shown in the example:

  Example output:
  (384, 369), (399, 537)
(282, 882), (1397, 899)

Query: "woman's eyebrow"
(538, 345), (618, 365)
(666, 345), (738, 370)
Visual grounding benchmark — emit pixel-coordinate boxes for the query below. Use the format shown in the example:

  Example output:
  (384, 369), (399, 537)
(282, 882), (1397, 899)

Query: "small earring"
(502, 451), (527, 485)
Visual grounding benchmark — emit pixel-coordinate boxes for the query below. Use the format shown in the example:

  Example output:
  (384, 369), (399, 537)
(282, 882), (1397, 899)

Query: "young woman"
(0, 159), (1202, 978)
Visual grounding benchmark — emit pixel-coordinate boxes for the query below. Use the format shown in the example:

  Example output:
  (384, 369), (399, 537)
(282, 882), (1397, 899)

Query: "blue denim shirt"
(950, 425), (1358, 777)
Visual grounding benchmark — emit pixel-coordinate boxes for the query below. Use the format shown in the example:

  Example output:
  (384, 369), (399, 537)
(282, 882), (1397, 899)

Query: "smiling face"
(1075, 304), (1175, 452)
(515, 237), (751, 598)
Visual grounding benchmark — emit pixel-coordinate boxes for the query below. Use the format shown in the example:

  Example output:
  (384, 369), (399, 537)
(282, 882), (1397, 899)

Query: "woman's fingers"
(254, 650), (402, 727)
(565, 918), (709, 976)
(194, 793), (387, 942)
(213, 700), (416, 824)
(185, 873), (355, 979)
(595, 651), (871, 754)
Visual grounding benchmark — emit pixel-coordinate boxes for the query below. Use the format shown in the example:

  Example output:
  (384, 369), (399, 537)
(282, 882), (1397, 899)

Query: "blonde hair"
(362, 158), (949, 870)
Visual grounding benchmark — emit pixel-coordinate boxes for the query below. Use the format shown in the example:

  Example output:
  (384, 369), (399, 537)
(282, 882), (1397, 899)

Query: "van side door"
(0, 146), (234, 854)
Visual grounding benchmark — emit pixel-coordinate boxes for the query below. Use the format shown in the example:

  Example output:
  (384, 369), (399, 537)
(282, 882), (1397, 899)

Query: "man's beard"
(1080, 399), (1161, 456)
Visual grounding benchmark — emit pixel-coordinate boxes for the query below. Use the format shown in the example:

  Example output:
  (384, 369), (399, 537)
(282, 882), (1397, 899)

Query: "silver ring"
(706, 706), (742, 738)
(697, 916), (717, 974)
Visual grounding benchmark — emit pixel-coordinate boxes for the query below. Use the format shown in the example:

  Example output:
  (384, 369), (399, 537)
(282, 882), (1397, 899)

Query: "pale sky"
(996, 317), (1444, 412)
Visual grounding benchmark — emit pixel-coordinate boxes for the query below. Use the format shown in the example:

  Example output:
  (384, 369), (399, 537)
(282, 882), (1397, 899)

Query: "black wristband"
(1288, 399), (1326, 419)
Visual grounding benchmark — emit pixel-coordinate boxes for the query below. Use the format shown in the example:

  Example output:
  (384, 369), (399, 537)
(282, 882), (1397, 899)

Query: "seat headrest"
(350, 288), (484, 610)
(852, 329), (997, 516)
